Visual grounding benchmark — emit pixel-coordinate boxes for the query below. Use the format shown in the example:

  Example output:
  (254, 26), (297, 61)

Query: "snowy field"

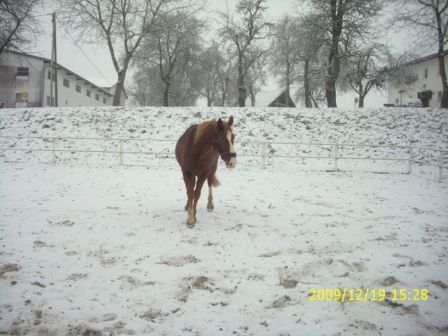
(0, 163), (447, 335)
(0, 106), (448, 335)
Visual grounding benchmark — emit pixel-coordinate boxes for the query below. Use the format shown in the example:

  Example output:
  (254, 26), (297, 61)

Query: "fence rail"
(0, 135), (446, 180)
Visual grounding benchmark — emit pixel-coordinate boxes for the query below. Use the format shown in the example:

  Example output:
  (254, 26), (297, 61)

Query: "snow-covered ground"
(0, 106), (447, 335)
(0, 164), (447, 335)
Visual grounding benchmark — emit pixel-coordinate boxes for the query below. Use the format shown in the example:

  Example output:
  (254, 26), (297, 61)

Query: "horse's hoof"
(186, 217), (196, 228)
(207, 206), (214, 212)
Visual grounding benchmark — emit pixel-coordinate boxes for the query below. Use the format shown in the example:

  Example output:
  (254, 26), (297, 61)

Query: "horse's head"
(214, 116), (237, 169)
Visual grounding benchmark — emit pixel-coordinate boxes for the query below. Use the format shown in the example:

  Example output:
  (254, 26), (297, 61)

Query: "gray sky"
(31, 0), (427, 107)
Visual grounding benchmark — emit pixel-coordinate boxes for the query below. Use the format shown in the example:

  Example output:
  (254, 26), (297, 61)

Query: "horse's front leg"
(188, 174), (207, 228)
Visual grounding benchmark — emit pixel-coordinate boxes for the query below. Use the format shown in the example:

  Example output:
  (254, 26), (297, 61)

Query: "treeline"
(2, 0), (447, 107)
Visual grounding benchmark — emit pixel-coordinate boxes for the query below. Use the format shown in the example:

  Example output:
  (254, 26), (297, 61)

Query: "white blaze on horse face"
(227, 130), (236, 168)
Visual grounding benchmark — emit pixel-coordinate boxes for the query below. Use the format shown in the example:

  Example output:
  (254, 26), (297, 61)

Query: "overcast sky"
(30, 0), (429, 108)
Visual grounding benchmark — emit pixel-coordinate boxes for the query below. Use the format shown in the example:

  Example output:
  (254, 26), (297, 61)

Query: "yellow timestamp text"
(308, 288), (429, 303)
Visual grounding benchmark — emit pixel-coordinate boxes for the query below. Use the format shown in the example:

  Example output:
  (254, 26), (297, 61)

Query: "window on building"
(86, 89), (91, 97)
(103, 98), (107, 104)
(395, 98), (399, 104)
(17, 67), (29, 77)
(438, 91), (442, 101)
(76, 84), (81, 93)
(63, 78), (70, 88)
(424, 68), (428, 79)
(95, 94), (99, 101)
(48, 71), (52, 80)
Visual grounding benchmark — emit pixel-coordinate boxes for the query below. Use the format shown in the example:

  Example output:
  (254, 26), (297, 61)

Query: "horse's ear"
(217, 118), (224, 130)
(228, 116), (234, 127)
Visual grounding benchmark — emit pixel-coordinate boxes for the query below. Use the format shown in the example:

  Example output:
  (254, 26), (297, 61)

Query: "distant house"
(388, 51), (448, 108)
(0, 50), (126, 108)
(268, 90), (296, 108)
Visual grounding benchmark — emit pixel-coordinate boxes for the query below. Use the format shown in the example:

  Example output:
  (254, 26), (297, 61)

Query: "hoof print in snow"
(117, 275), (156, 288)
(279, 278), (298, 289)
(66, 273), (88, 281)
(33, 240), (48, 248)
(67, 324), (103, 336)
(267, 295), (296, 309)
(0, 263), (21, 277)
(378, 276), (400, 286)
(178, 276), (214, 302)
(139, 309), (165, 323)
(429, 280), (448, 289)
(48, 219), (75, 227)
(159, 255), (200, 267)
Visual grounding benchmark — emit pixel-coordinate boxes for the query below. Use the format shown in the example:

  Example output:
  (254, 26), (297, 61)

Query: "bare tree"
(305, 0), (383, 107)
(220, 0), (271, 107)
(0, 0), (40, 54)
(394, 0), (448, 107)
(59, 0), (192, 106)
(215, 44), (238, 106)
(246, 53), (267, 106)
(341, 44), (405, 107)
(200, 42), (220, 107)
(270, 15), (301, 95)
(297, 13), (326, 107)
(135, 11), (204, 106)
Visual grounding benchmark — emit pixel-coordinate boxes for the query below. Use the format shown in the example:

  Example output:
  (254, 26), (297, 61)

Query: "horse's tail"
(211, 175), (220, 188)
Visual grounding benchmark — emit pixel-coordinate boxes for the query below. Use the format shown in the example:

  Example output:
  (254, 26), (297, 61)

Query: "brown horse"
(175, 116), (236, 227)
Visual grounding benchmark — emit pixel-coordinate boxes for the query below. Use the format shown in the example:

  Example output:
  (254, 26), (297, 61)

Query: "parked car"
(397, 98), (423, 107)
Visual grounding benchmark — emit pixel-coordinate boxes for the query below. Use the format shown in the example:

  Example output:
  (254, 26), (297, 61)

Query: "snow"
(0, 106), (447, 335)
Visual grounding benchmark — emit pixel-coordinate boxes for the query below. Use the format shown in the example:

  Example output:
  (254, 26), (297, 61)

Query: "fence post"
(119, 140), (123, 165)
(439, 151), (444, 181)
(51, 138), (56, 164)
(334, 141), (339, 172)
(261, 142), (267, 169)
(408, 146), (413, 174)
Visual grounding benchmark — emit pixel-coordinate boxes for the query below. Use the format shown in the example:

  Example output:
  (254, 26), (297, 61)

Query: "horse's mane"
(194, 120), (217, 145)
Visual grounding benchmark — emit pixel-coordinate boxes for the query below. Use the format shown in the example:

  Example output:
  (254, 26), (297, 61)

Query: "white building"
(388, 51), (448, 108)
(0, 50), (126, 108)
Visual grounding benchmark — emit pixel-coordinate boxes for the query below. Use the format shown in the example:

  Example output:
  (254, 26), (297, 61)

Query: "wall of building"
(42, 64), (113, 107)
(0, 53), (45, 108)
(388, 54), (448, 108)
(0, 51), (121, 108)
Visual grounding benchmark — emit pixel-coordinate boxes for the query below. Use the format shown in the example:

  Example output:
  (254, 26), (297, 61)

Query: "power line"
(60, 24), (114, 86)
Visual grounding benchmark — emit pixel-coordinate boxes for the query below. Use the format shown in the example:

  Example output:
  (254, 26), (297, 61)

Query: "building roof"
(405, 50), (448, 66)
(4, 50), (114, 97)
(268, 90), (296, 108)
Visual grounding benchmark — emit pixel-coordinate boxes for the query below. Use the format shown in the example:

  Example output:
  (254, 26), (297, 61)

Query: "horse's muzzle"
(221, 152), (237, 169)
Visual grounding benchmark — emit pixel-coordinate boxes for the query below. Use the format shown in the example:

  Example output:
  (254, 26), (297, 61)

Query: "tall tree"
(59, 0), (190, 106)
(270, 15), (301, 95)
(220, 0), (271, 107)
(394, 0), (448, 108)
(246, 53), (267, 106)
(0, 0), (40, 54)
(305, 0), (383, 107)
(135, 11), (204, 106)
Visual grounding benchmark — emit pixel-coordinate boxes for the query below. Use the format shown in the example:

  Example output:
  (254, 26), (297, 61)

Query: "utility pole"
(50, 12), (58, 107)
